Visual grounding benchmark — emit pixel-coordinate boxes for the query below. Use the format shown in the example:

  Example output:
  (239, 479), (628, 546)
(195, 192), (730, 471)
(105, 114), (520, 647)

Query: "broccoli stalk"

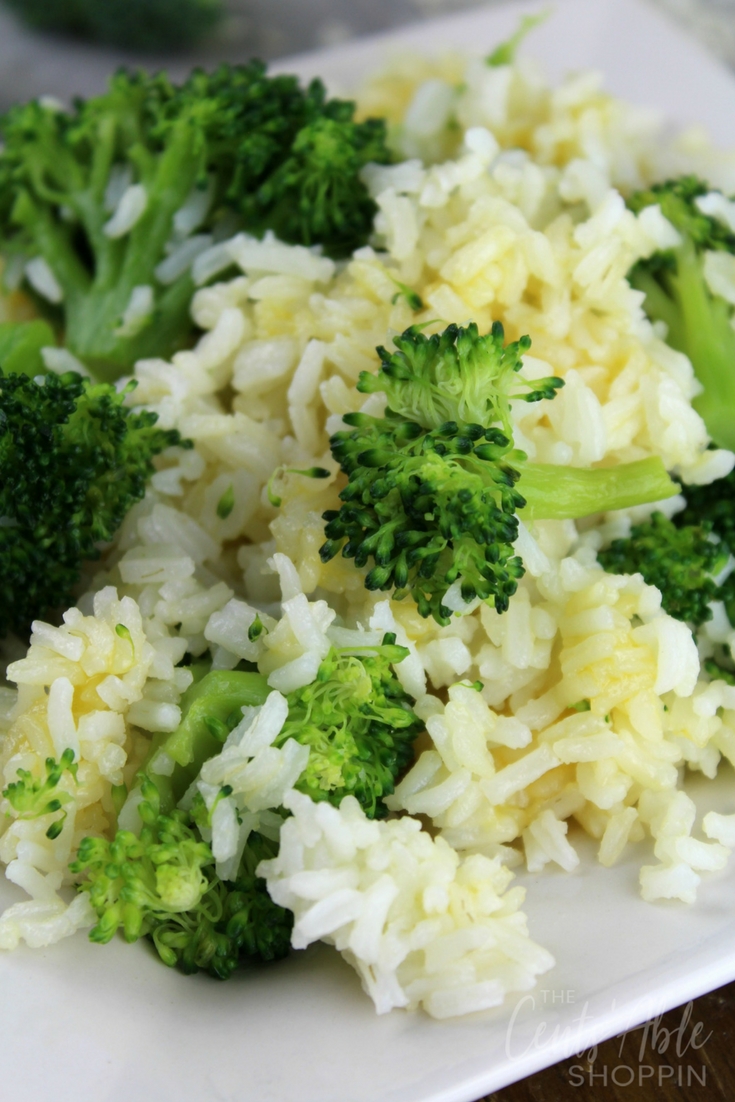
(0, 64), (390, 379)
(598, 511), (729, 626)
(71, 777), (292, 978)
(628, 176), (735, 450)
(142, 669), (272, 812)
(0, 318), (55, 376)
(3, 0), (223, 52)
(0, 356), (182, 636)
(143, 638), (422, 820)
(319, 322), (678, 624)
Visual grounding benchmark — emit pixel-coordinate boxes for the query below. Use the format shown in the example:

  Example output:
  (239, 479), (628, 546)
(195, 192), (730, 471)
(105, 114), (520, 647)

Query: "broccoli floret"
(274, 637), (423, 818)
(0, 362), (181, 636)
(2, 748), (77, 840)
(677, 467), (735, 550)
(319, 322), (678, 624)
(598, 511), (728, 626)
(0, 63), (390, 379)
(71, 778), (291, 978)
(4, 0), (223, 52)
(674, 468), (735, 627)
(628, 176), (735, 450)
(144, 640), (421, 820)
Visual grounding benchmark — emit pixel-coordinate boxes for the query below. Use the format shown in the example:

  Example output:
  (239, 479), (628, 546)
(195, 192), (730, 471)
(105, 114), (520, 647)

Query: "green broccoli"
(319, 322), (678, 625)
(677, 467), (735, 551)
(273, 637), (423, 818)
(73, 637), (420, 975)
(0, 318), (55, 376)
(598, 511), (728, 626)
(144, 637), (421, 820)
(0, 63), (390, 379)
(674, 468), (735, 628)
(3, 0), (223, 52)
(628, 176), (735, 451)
(599, 470), (735, 684)
(142, 668), (272, 812)
(71, 777), (291, 978)
(0, 360), (181, 636)
(2, 748), (78, 840)
(486, 10), (549, 67)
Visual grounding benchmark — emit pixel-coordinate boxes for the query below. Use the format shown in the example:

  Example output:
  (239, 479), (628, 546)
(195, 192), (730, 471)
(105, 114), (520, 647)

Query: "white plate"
(3, 2), (735, 1100)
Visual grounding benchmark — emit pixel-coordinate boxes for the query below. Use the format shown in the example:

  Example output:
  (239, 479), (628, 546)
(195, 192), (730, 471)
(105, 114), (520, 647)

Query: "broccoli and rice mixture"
(3, 27), (735, 1019)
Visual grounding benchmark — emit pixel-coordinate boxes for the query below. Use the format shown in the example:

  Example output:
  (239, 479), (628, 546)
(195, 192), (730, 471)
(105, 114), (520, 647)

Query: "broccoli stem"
(63, 122), (202, 379)
(631, 239), (735, 452)
(14, 116), (203, 381)
(518, 457), (677, 519)
(0, 319), (56, 375)
(673, 243), (735, 452)
(629, 267), (684, 345)
(146, 671), (270, 811)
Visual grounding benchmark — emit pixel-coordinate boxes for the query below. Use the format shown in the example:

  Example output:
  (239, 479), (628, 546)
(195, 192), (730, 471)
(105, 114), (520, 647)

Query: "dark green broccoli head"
(3, 0), (222, 51)
(627, 176), (735, 450)
(247, 113), (391, 256)
(322, 409), (529, 624)
(676, 471), (735, 626)
(276, 638), (423, 818)
(71, 778), (292, 979)
(677, 468), (735, 551)
(0, 364), (181, 636)
(598, 510), (728, 626)
(170, 63), (391, 257)
(0, 62), (390, 379)
(319, 321), (677, 624)
(321, 322), (561, 624)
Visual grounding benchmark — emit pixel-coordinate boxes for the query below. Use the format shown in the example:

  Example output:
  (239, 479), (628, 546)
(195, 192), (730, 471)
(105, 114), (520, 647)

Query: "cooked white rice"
(2, 44), (735, 1017)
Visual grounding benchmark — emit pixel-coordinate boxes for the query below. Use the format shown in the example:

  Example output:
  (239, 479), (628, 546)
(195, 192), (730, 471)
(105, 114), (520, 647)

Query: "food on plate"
(0, 350), (181, 635)
(629, 175), (735, 450)
(0, 63), (390, 378)
(72, 636), (422, 975)
(3, 16), (735, 1019)
(320, 319), (676, 623)
(598, 510), (730, 626)
(72, 777), (292, 979)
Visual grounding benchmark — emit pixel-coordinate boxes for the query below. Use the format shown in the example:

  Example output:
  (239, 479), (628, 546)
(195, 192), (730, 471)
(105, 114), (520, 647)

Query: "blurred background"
(0, 0), (734, 108)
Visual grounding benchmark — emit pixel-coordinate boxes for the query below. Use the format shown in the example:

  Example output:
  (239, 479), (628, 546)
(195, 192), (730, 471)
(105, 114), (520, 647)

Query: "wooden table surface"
(477, 979), (735, 1101)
